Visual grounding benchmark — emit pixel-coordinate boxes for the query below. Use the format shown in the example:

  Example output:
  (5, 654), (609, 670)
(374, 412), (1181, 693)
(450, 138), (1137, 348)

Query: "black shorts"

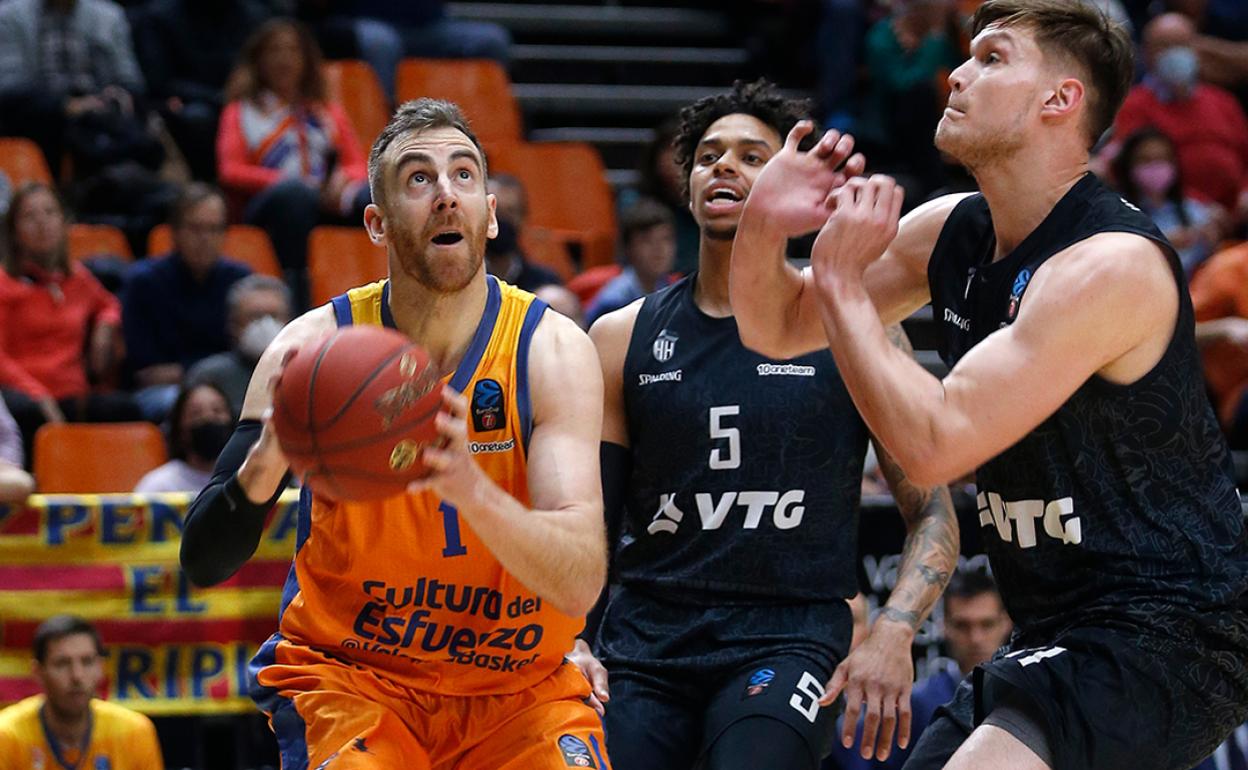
(905, 613), (1248, 770)
(604, 653), (838, 770)
(595, 585), (852, 770)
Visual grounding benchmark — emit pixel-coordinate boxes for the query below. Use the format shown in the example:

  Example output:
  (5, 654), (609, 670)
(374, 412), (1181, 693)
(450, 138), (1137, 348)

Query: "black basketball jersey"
(928, 173), (1248, 634)
(616, 274), (869, 602)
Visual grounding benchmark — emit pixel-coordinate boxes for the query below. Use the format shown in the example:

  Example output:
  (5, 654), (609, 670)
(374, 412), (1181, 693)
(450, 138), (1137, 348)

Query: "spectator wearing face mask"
(121, 183), (252, 422)
(184, 274), (291, 415)
(1111, 127), (1224, 276)
(134, 382), (233, 494)
(1113, 13), (1248, 221)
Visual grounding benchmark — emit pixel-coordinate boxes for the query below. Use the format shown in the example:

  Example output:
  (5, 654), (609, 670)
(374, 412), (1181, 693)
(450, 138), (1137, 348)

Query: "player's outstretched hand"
(811, 174), (905, 281)
(821, 619), (915, 761)
(566, 639), (610, 716)
(744, 120), (866, 239)
(408, 387), (490, 508)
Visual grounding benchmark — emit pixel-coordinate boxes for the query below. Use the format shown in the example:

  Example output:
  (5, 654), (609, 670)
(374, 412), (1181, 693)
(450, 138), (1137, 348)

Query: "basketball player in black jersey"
(731, 2), (1248, 770)
(566, 80), (959, 770)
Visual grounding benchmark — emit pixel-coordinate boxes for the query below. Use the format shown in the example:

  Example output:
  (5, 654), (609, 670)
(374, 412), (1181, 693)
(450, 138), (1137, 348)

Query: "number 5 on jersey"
(709, 405), (741, 470)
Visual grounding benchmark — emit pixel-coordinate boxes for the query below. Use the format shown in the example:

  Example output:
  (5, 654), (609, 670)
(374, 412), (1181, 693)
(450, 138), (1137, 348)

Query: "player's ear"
(364, 203), (386, 246)
(486, 193), (499, 239)
(1041, 77), (1085, 123)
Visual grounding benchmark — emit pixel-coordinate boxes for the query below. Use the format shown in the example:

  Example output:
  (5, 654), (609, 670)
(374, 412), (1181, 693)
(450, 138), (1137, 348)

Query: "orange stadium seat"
(395, 59), (522, 145)
(147, 224), (283, 278)
(0, 137), (53, 186)
(66, 224), (133, 262)
(520, 225), (576, 282)
(567, 265), (622, 306)
(489, 142), (618, 269)
(33, 422), (167, 494)
(324, 59), (390, 151)
(307, 226), (388, 307)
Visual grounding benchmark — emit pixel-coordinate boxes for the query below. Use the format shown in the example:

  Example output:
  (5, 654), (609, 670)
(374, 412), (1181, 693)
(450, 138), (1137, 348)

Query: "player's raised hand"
(821, 618), (915, 761)
(408, 387), (490, 508)
(811, 174), (905, 281)
(565, 639), (610, 716)
(744, 120), (866, 238)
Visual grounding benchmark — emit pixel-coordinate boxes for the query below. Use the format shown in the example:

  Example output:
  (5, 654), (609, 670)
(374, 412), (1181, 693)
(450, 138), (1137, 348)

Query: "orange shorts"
(254, 642), (610, 770)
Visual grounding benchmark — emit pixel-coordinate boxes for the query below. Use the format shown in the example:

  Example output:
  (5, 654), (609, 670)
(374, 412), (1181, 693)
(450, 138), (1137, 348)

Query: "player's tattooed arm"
(819, 324), (959, 762)
(874, 324), (958, 632)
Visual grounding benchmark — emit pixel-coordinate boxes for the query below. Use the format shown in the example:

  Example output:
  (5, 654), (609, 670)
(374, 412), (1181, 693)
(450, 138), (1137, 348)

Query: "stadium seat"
(324, 59), (390, 151)
(0, 137), (53, 186)
(147, 224), (282, 278)
(307, 226), (388, 307)
(66, 224), (133, 262)
(395, 59), (522, 145)
(520, 226), (576, 282)
(33, 422), (167, 494)
(567, 265), (622, 306)
(489, 142), (618, 269)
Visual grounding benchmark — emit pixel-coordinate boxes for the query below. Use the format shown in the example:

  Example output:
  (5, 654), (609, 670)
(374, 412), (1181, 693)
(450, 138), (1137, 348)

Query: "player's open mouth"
(431, 231), (464, 246)
(705, 184), (744, 213)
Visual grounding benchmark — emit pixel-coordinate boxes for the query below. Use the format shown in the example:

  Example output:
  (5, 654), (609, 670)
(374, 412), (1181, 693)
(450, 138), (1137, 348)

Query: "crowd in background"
(0, 0), (1246, 489)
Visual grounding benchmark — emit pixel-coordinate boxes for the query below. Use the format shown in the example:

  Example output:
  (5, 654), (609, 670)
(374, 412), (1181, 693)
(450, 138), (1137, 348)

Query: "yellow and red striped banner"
(0, 492), (299, 716)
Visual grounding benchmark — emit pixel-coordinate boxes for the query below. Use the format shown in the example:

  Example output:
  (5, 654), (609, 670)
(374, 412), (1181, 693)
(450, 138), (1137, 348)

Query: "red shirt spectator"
(215, 19), (369, 278)
(0, 263), (119, 401)
(0, 183), (138, 464)
(1115, 82), (1248, 211)
(1113, 13), (1248, 213)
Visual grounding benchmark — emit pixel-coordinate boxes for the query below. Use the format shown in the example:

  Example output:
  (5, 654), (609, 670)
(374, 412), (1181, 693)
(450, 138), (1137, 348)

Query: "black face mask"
(188, 421), (231, 461)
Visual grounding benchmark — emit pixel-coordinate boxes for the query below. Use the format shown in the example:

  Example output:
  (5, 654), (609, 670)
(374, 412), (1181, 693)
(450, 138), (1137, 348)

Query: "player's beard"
(934, 113), (1027, 172)
(391, 215), (487, 294)
(703, 222), (738, 241)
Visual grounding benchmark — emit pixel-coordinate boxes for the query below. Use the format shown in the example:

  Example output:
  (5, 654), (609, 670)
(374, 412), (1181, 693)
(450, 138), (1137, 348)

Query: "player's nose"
(433, 180), (459, 211)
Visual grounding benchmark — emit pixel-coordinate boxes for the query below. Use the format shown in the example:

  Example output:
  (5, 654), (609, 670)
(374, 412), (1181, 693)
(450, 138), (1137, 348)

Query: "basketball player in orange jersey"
(179, 98), (611, 770)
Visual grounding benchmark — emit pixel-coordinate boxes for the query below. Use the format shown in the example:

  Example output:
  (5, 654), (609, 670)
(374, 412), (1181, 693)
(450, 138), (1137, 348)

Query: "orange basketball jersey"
(251, 276), (584, 699)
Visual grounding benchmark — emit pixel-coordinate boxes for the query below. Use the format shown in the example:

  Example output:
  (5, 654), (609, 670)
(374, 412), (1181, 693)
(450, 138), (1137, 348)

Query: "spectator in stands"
(186, 274), (292, 415)
(1113, 13), (1248, 221)
(135, 382), (232, 494)
(133, 0), (272, 181)
(0, 0), (147, 173)
(0, 615), (164, 769)
(585, 198), (676, 326)
(121, 184), (251, 422)
(298, 0), (510, 102)
(485, 174), (583, 324)
(620, 118), (699, 275)
(0, 183), (138, 464)
(828, 569), (1012, 770)
(216, 18), (370, 283)
(859, 0), (963, 205)
(486, 174), (565, 293)
(1111, 127), (1223, 276)
(1190, 242), (1248, 448)
(0, 397), (34, 504)
(485, 218), (583, 325)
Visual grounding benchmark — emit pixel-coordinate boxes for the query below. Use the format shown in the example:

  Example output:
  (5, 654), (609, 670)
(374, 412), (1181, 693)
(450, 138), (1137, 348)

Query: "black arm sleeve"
(179, 420), (291, 588)
(580, 441), (631, 645)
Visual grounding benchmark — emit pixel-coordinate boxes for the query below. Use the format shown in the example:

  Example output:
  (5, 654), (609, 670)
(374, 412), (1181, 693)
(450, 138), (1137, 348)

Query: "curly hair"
(673, 79), (814, 201)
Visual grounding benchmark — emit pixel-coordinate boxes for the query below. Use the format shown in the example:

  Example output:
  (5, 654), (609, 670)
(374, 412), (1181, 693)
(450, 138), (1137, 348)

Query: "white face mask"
(237, 315), (283, 362)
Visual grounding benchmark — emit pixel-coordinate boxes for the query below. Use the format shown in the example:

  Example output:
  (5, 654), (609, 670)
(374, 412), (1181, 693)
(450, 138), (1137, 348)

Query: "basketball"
(270, 325), (443, 501)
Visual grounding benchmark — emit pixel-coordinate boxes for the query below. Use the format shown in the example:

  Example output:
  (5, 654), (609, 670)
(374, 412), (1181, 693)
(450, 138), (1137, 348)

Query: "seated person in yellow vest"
(0, 615), (164, 770)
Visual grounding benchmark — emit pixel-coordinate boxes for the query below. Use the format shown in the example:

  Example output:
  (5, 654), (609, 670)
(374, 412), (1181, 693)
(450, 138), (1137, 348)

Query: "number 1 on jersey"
(439, 501), (467, 557)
